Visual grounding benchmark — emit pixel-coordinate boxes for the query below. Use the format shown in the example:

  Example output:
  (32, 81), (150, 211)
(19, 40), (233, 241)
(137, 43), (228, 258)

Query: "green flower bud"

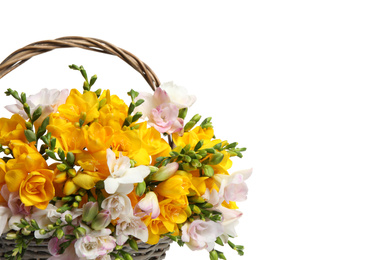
(6, 232), (17, 240)
(136, 181), (146, 197)
(32, 106), (42, 122)
(56, 229), (64, 239)
(202, 165), (214, 177)
(24, 129), (36, 143)
(209, 250), (218, 260)
(128, 238), (138, 251)
(57, 164), (68, 172)
(91, 210), (111, 230)
(74, 227), (87, 239)
(66, 152), (75, 165)
(39, 229), (47, 235)
(82, 201), (99, 223)
(25, 121), (33, 130)
(209, 152), (224, 165)
(4, 148), (11, 155)
(148, 166), (159, 173)
(65, 214), (73, 224)
(122, 252), (134, 260)
(21, 227), (31, 236)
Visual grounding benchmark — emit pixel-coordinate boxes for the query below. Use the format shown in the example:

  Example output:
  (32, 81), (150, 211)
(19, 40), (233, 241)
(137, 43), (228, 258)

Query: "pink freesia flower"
(181, 220), (224, 252)
(213, 168), (252, 203)
(135, 191), (160, 219)
(135, 87), (185, 135)
(5, 88), (69, 126)
(116, 205), (148, 245)
(74, 224), (116, 260)
(101, 193), (132, 220)
(48, 240), (79, 260)
(149, 103), (184, 134)
(1, 185), (31, 215)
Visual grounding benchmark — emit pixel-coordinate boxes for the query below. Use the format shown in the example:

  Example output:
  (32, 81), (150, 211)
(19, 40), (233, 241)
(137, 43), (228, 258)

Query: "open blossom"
(135, 87), (185, 134)
(101, 193), (131, 220)
(74, 224), (116, 260)
(116, 204), (148, 245)
(216, 206), (243, 243)
(5, 88), (69, 125)
(104, 149), (150, 195)
(1, 185), (31, 215)
(213, 168), (252, 203)
(0, 206), (11, 235)
(159, 81), (196, 109)
(135, 191), (160, 219)
(181, 220), (224, 252)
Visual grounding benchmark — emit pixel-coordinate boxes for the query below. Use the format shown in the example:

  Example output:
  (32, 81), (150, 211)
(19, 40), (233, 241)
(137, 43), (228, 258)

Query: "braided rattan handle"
(0, 36), (160, 91)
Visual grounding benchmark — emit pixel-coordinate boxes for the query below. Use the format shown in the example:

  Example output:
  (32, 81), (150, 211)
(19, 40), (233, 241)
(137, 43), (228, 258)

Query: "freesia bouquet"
(0, 65), (251, 260)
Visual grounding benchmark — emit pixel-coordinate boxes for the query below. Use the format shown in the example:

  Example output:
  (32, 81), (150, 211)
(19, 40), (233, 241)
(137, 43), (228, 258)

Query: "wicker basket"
(0, 37), (172, 259)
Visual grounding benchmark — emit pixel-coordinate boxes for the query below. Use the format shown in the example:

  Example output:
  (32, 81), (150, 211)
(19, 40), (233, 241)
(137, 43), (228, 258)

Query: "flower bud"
(57, 163), (68, 172)
(66, 152), (75, 165)
(148, 166), (159, 173)
(74, 227), (86, 239)
(21, 227), (31, 236)
(4, 148), (11, 155)
(136, 192), (160, 219)
(25, 121), (33, 129)
(91, 210), (111, 230)
(82, 201), (99, 223)
(65, 214), (73, 224)
(209, 152), (224, 165)
(56, 228), (64, 239)
(135, 181), (146, 197)
(123, 252), (134, 260)
(151, 162), (179, 182)
(67, 169), (76, 178)
(210, 250), (219, 260)
(6, 232), (17, 240)
(202, 165), (214, 177)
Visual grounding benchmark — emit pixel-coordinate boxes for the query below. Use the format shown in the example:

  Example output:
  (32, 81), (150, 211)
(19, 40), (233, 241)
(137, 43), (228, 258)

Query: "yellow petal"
(5, 169), (27, 192)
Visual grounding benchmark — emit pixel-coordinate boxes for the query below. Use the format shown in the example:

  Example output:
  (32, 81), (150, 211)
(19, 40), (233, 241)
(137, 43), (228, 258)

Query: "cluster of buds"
(82, 201), (111, 231)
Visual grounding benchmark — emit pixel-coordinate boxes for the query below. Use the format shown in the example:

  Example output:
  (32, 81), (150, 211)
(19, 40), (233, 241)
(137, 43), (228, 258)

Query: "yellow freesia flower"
(110, 130), (150, 166)
(154, 174), (191, 200)
(4, 141), (54, 209)
(19, 169), (55, 210)
(0, 159), (6, 202)
(98, 90), (128, 131)
(172, 126), (214, 149)
(143, 215), (171, 245)
(47, 114), (87, 154)
(57, 89), (99, 124)
(85, 122), (114, 153)
(135, 122), (171, 162)
(0, 114), (27, 146)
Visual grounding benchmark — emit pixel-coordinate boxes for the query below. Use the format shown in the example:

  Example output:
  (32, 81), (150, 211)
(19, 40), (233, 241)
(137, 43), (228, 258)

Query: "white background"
(0, 1), (390, 259)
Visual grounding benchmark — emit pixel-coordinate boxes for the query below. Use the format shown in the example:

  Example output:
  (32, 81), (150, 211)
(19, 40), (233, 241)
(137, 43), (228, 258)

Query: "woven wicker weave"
(0, 237), (171, 260)
(0, 37), (172, 259)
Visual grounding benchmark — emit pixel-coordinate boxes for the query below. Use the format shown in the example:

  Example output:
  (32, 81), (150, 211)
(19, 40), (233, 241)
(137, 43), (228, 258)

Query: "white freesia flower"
(216, 206), (243, 243)
(0, 206), (11, 235)
(213, 168), (252, 203)
(74, 224), (116, 260)
(159, 81), (196, 109)
(104, 149), (150, 195)
(116, 206), (148, 245)
(101, 193), (132, 220)
(5, 88), (69, 125)
(181, 220), (224, 252)
(31, 204), (62, 239)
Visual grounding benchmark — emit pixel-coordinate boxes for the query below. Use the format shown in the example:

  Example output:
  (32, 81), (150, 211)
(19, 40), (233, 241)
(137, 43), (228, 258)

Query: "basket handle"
(0, 36), (160, 91)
